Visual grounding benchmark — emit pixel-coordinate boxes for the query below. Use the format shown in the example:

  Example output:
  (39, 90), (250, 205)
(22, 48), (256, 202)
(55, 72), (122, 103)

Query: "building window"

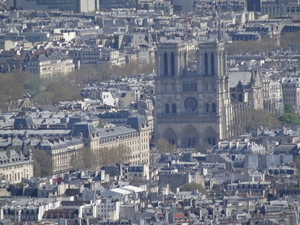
(204, 52), (208, 75)
(204, 83), (208, 91)
(208, 138), (216, 145)
(172, 103), (176, 113)
(171, 52), (175, 77)
(212, 103), (216, 113)
(211, 83), (215, 91)
(211, 53), (215, 76)
(206, 103), (209, 113)
(172, 83), (176, 91)
(164, 82), (167, 91)
(188, 138), (196, 148)
(239, 94), (243, 102)
(165, 104), (169, 113)
(164, 52), (168, 76)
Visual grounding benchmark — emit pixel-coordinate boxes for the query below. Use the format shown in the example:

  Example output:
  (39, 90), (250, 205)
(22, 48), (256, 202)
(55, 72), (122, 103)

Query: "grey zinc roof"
(13, 116), (34, 129)
(71, 122), (96, 139)
(228, 71), (252, 88)
(0, 129), (71, 138)
(126, 115), (146, 130)
(96, 126), (137, 139)
(38, 54), (51, 62)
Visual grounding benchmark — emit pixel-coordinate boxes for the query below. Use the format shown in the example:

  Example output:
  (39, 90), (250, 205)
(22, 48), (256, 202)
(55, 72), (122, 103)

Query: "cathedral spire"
(251, 64), (261, 87)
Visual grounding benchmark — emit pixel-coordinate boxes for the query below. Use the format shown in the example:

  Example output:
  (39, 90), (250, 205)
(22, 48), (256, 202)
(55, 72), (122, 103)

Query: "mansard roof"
(96, 126), (137, 139)
(71, 122), (96, 139)
(126, 115), (147, 130)
(13, 116), (34, 129)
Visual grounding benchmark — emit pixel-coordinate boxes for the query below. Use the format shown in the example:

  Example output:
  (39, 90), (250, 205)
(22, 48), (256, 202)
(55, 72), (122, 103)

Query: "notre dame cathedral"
(154, 39), (264, 148)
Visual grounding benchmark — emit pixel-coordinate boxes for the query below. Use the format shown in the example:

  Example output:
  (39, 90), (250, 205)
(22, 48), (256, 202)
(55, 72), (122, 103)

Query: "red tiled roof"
(157, 213), (164, 219)
(174, 213), (185, 219)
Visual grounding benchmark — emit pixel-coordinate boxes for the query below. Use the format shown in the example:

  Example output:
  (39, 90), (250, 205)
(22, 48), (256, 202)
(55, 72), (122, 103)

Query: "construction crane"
(170, 13), (192, 40)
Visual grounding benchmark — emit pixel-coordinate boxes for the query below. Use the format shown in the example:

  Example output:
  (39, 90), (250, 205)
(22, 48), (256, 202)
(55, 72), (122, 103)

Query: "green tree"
(70, 147), (97, 170)
(26, 77), (43, 96)
(284, 103), (294, 114)
(244, 109), (281, 132)
(294, 158), (300, 176)
(180, 182), (207, 194)
(52, 87), (80, 104)
(225, 37), (279, 55)
(280, 31), (300, 48)
(155, 138), (176, 154)
(33, 92), (54, 105)
(15, 182), (25, 188)
(71, 145), (130, 170)
(32, 148), (52, 177)
(96, 144), (130, 166)
(278, 113), (300, 125)
(137, 59), (155, 74)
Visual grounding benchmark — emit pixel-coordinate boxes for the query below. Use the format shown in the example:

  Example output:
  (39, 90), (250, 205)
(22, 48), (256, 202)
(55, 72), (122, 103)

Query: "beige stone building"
(281, 77), (300, 115)
(72, 116), (150, 165)
(38, 137), (84, 177)
(28, 52), (74, 79)
(0, 143), (33, 183)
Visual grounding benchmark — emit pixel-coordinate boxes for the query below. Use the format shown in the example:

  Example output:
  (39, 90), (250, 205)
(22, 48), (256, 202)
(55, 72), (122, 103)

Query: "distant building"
(137, 0), (153, 9)
(71, 118), (150, 165)
(27, 52), (74, 79)
(261, 0), (300, 17)
(159, 171), (204, 193)
(99, 0), (137, 9)
(155, 39), (264, 147)
(281, 77), (300, 115)
(34, 0), (96, 13)
(245, 0), (261, 12)
(172, 0), (193, 12)
(232, 32), (261, 41)
(37, 138), (84, 177)
(0, 142), (33, 184)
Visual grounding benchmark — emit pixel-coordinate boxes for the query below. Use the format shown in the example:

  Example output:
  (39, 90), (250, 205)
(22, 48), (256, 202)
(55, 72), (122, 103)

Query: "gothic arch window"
(204, 52), (208, 76)
(212, 103), (216, 113)
(172, 103), (177, 113)
(164, 52), (168, 76)
(165, 104), (169, 113)
(171, 52), (175, 77)
(211, 53), (215, 76)
(204, 83), (208, 91)
(193, 82), (197, 91)
(171, 82), (176, 91)
(232, 93), (236, 99)
(211, 83), (215, 91)
(206, 103), (209, 113)
(239, 94), (243, 102)
(164, 82), (167, 92)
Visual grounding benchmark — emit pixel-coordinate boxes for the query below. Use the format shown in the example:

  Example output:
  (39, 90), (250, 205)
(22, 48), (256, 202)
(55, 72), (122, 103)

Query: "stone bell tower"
(154, 39), (232, 148)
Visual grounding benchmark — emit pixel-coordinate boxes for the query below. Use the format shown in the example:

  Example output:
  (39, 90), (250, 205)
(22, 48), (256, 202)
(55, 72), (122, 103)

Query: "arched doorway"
(181, 124), (198, 148)
(162, 128), (177, 145)
(203, 126), (217, 146)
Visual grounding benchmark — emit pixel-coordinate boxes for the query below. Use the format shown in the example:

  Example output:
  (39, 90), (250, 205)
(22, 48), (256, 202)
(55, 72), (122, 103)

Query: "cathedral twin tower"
(154, 39), (232, 148)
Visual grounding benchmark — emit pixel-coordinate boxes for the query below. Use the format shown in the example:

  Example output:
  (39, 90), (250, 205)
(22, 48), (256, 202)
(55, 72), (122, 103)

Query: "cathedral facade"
(154, 39), (264, 148)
